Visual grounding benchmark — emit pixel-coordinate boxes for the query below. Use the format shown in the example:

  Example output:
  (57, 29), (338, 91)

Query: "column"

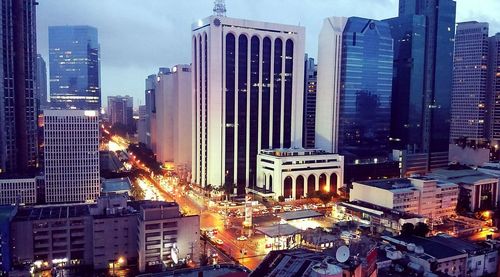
(325, 174), (330, 192)
(292, 176), (296, 200)
(315, 175), (319, 191)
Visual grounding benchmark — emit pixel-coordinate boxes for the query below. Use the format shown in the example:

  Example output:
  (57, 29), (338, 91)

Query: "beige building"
(254, 148), (344, 200)
(137, 201), (200, 272)
(350, 177), (458, 219)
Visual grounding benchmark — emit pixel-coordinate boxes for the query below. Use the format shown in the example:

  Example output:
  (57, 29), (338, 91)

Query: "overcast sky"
(37, 0), (500, 107)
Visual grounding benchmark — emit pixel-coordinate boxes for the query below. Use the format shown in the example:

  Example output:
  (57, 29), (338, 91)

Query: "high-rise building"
(316, 17), (393, 163)
(107, 95), (133, 127)
(154, 65), (192, 168)
(137, 105), (148, 145)
(49, 26), (100, 110)
(302, 55), (317, 149)
(0, 0), (38, 174)
(142, 68), (170, 150)
(489, 34), (500, 143)
(44, 110), (100, 203)
(36, 54), (48, 110)
(191, 16), (305, 192)
(450, 22), (489, 144)
(385, 0), (456, 174)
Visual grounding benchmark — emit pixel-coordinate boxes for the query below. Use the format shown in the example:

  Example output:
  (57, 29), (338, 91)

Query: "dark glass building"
(303, 55), (317, 149)
(338, 18), (394, 162)
(49, 25), (100, 110)
(0, 0), (38, 174)
(385, 0), (456, 174)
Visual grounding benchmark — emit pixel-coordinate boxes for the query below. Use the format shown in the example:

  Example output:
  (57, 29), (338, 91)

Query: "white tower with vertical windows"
(44, 109), (100, 203)
(191, 16), (305, 193)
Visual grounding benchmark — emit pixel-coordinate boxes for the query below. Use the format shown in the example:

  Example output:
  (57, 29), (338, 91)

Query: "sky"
(37, 0), (500, 107)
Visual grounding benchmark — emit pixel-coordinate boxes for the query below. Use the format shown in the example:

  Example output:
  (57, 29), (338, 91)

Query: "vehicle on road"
(214, 238), (224, 245)
(236, 236), (247, 241)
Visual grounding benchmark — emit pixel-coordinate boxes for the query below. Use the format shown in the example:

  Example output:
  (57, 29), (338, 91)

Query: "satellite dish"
(335, 245), (350, 263)
(171, 243), (179, 264)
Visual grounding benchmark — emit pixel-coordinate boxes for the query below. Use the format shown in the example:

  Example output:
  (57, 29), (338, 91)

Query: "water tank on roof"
(415, 246), (424, 254)
(407, 243), (416, 252)
(311, 258), (343, 277)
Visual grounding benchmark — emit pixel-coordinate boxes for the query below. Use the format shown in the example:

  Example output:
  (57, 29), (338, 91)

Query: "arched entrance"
(330, 173), (338, 194)
(296, 175), (304, 199)
(284, 176), (292, 199)
(307, 175), (315, 196)
(268, 175), (273, 191)
(319, 174), (327, 192)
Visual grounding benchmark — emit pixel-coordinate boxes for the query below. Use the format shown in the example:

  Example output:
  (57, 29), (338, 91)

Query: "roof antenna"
(213, 0), (227, 17)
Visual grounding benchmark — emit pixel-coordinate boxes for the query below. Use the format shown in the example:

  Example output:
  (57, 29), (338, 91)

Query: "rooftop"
(250, 249), (328, 277)
(387, 235), (467, 260)
(255, 223), (301, 237)
(259, 147), (334, 157)
(102, 177), (132, 193)
(354, 178), (414, 191)
(14, 204), (90, 221)
(429, 169), (497, 184)
(278, 209), (323, 221)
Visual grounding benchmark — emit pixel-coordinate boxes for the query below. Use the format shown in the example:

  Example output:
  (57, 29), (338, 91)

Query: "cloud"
(36, 0), (498, 106)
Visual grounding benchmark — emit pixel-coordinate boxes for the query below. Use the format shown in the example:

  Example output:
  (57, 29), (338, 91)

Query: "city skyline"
(36, 0), (500, 107)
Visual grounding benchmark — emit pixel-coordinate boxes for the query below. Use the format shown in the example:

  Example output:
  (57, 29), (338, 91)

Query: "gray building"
(36, 54), (48, 110)
(450, 22), (490, 144)
(49, 26), (100, 110)
(107, 95), (133, 127)
(8, 195), (200, 273)
(0, 0), (38, 174)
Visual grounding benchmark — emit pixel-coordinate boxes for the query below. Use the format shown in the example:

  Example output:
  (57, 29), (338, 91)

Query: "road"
(104, 131), (274, 270)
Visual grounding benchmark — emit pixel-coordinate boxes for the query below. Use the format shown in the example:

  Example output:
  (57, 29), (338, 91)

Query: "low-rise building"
(382, 235), (468, 276)
(137, 201), (199, 272)
(335, 201), (426, 235)
(254, 148), (344, 200)
(429, 168), (500, 211)
(350, 177), (458, 219)
(8, 195), (200, 274)
(382, 235), (498, 277)
(0, 177), (38, 205)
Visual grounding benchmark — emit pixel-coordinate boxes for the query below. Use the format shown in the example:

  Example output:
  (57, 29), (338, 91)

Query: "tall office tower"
(450, 22), (489, 144)
(385, 0), (456, 175)
(302, 55), (317, 149)
(154, 65), (192, 168)
(49, 26), (100, 110)
(0, 0), (38, 174)
(490, 34), (500, 143)
(107, 95), (133, 127)
(36, 54), (48, 110)
(143, 68), (170, 150)
(44, 110), (100, 203)
(137, 105), (148, 145)
(191, 16), (305, 192)
(316, 17), (393, 163)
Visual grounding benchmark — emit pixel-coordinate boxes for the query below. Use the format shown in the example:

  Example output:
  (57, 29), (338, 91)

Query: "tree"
(222, 181), (235, 196)
(414, 222), (430, 237)
(401, 223), (414, 236)
(278, 196), (285, 202)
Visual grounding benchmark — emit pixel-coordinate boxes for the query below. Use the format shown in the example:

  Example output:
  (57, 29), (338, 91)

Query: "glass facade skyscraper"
(339, 18), (393, 162)
(316, 17), (393, 164)
(385, 0), (456, 174)
(302, 55), (317, 149)
(49, 26), (100, 110)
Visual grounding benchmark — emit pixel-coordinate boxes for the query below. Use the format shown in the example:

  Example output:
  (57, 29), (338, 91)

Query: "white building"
(191, 15), (305, 193)
(350, 177), (458, 219)
(154, 65), (192, 169)
(429, 168), (500, 211)
(254, 148), (343, 200)
(44, 109), (100, 203)
(0, 177), (38, 205)
(137, 201), (199, 272)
